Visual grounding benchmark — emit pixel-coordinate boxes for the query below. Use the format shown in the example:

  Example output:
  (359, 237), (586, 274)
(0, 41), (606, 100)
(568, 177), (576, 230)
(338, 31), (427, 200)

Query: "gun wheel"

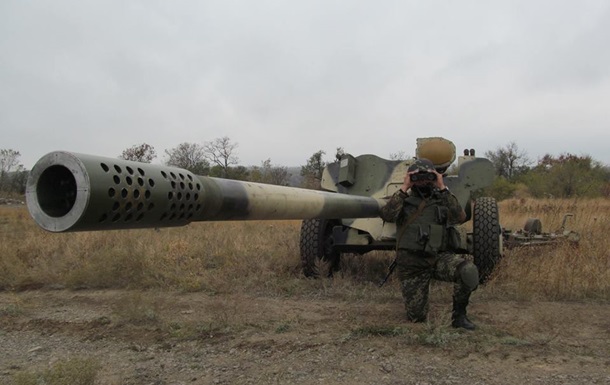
(472, 197), (503, 284)
(300, 219), (340, 278)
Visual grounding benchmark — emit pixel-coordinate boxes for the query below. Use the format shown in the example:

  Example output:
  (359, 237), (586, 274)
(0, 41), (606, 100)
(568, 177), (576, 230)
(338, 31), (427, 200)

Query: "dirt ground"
(0, 289), (608, 385)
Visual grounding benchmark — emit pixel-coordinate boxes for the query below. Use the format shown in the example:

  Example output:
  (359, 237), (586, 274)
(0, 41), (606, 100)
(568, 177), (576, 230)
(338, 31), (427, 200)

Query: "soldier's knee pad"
(458, 262), (479, 291)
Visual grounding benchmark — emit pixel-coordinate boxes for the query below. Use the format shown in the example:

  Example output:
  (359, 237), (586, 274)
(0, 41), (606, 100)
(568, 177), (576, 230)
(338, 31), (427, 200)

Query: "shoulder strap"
(395, 198), (428, 251)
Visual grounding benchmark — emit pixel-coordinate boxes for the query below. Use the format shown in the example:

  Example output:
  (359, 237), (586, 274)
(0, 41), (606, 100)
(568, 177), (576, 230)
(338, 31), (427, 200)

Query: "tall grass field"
(1, 198), (608, 301)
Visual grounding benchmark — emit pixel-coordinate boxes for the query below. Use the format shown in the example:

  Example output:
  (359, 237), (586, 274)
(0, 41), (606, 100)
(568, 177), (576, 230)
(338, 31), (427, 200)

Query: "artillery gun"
(26, 137), (502, 284)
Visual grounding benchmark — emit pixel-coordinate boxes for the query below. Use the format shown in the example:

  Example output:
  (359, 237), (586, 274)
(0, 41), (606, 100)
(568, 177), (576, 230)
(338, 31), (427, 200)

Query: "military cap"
(408, 158), (435, 173)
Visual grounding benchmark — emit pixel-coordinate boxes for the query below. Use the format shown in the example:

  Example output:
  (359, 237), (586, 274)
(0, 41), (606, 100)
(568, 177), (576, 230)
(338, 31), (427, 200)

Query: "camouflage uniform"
(380, 177), (479, 328)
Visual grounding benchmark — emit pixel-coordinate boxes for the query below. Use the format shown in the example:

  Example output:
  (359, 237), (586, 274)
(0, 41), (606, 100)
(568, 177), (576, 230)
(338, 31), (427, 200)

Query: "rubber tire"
(472, 197), (502, 284)
(300, 219), (340, 278)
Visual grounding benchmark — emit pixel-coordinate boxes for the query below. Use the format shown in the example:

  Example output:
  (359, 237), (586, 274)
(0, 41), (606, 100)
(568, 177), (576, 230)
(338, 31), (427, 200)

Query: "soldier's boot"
(451, 299), (476, 330)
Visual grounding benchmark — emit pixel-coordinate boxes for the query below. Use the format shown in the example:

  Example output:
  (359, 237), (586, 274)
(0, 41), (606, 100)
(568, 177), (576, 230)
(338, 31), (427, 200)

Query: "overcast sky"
(1, 0), (609, 170)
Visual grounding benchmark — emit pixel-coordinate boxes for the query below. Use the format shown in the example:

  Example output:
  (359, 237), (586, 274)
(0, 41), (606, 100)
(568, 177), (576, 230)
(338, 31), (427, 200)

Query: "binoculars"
(410, 172), (436, 182)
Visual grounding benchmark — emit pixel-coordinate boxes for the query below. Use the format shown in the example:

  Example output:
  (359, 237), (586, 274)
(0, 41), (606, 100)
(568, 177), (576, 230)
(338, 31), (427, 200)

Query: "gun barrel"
(26, 152), (383, 232)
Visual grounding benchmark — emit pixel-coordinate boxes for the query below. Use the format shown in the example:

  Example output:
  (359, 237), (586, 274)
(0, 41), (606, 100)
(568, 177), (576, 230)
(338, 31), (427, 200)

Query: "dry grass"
(13, 357), (99, 385)
(1, 198), (608, 302)
(485, 198), (610, 301)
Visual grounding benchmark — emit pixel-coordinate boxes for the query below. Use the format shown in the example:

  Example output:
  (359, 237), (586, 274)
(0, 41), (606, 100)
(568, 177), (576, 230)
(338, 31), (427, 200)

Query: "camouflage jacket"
(380, 188), (466, 252)
(380, 188), (465, 226)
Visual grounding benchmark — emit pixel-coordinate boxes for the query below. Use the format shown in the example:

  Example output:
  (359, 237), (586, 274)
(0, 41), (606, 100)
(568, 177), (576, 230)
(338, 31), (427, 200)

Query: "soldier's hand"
(432, 169), (446, 190)
(402, 172), (415, 192)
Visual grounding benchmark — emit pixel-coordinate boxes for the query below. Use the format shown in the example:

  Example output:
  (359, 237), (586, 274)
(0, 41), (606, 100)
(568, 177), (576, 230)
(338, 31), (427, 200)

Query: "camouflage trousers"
(396, 249), (478, 322)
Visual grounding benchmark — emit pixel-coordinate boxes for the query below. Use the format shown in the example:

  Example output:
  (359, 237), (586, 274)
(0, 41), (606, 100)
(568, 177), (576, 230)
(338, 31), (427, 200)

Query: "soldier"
(380, 158), (479, 330)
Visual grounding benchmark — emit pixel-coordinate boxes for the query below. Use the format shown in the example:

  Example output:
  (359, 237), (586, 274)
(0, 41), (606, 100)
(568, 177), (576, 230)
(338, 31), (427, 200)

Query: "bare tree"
(0, 149), (24, 192)
(164, 143), (210, 175)
(203, 136), (239, 178)
(485, 142), (530, 179)
(266, 164), (290, 186)
(119, 143), (157, 163)
(389, 150), (410, 160)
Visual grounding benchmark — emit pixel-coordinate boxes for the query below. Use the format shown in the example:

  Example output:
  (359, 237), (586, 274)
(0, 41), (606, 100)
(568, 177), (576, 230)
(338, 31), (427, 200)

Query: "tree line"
(2, 139), (609, 199)
(0, 136), (303, 195)
(119, 137), (292, 186)
(483, 142), (610, 200)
